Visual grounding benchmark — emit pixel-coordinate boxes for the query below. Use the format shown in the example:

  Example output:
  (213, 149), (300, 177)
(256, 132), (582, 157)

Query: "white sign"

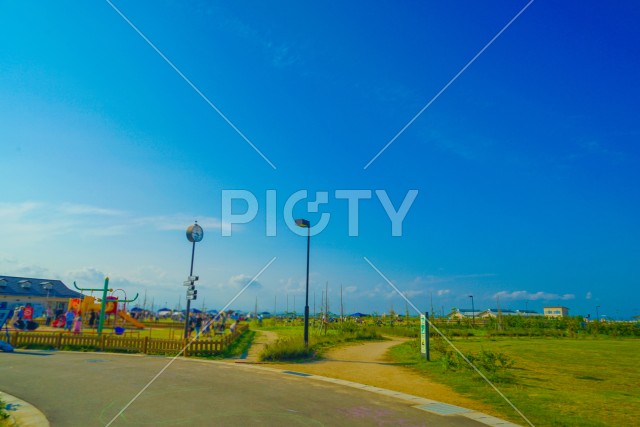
(420, 314), (426, 354)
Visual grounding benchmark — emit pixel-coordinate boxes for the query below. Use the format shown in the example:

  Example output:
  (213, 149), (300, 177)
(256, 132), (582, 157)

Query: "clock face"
(187, 224), (204, 242)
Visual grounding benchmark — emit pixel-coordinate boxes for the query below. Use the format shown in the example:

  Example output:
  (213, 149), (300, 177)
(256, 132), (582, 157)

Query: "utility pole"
(340, 284), (344, 322)
(430, 292), (434, 320)
(325, 282), (329, 318)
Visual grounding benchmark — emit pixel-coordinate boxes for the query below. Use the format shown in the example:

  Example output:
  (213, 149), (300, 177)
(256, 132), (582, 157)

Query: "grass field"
(389, 336), (639, 427)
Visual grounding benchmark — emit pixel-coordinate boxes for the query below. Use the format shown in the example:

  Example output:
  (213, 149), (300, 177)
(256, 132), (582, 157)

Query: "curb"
(0, 391), (50, 427)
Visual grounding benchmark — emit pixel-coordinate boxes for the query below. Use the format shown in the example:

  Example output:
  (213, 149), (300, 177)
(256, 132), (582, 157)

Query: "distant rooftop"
(0, 275), (83, 299)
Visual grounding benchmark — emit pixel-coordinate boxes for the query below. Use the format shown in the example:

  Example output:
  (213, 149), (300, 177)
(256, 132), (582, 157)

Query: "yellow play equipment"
(72, 296), (144, 329)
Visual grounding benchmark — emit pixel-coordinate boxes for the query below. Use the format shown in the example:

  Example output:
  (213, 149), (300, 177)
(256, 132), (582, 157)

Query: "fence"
(7, 324), (248, 357)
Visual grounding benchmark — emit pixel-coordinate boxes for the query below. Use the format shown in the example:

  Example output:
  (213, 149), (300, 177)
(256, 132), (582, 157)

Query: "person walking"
(72, 312), (82, 335)
(194, 314), (203, 339)
(45, 307), (54, 326)
(202, 315), (211, 339)
(64, 309), (75, 332)
(88, 310), (97, 329)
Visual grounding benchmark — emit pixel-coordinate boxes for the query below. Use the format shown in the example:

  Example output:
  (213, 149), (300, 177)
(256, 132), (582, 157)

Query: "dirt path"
(241, 329), (279, 362)
(272, 337), (500, 417)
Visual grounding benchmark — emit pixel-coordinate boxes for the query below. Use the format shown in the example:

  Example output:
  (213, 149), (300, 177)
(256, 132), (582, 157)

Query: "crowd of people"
(7, 305), (245, 338)
(186, 311), (239, 339)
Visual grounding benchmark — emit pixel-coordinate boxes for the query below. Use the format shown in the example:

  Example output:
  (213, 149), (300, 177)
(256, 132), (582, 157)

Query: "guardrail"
(7, 324), (248, 357)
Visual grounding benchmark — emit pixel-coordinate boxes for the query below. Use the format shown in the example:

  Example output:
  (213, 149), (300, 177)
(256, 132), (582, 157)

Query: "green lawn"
(389, 336), (639, 427)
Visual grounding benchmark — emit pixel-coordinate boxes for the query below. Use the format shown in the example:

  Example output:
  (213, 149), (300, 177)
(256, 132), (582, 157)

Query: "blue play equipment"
(0, 305), (15, 352)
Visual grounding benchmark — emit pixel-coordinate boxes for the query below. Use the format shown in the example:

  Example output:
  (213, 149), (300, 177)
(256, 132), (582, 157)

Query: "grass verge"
(388, 336), (639, 427)
(259, 326), (384, 362)
(0, 396), (8, 422)
(202, 330), (256, 360)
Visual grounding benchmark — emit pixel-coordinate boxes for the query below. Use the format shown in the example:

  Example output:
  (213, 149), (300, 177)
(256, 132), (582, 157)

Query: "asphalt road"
(0, 350), (490, 427)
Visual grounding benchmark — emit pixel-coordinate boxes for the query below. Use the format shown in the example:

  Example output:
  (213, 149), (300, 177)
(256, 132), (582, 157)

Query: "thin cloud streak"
(494, 290), (575, 301)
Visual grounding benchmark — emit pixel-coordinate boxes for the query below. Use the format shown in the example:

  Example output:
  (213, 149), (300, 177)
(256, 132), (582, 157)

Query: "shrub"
(0, 396), (9, 421)
(259, 326), (384, 362)
(437, 347), (515, 382)
(260, 337), (316, 362)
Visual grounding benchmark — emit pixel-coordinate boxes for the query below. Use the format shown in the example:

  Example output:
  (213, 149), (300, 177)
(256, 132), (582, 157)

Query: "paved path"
(1, 350), (511, 426)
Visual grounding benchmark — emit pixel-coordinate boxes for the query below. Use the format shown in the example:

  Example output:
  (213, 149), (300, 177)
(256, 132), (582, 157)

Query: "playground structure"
(71, 295), (145, 329)
(73, 277), (140, 335)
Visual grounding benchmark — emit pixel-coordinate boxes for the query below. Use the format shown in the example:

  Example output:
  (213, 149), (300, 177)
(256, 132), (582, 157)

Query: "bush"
(0, 396), (9, 421)
(259, 326), (384, 362)
(260, 337), (316, 362)
(437, 347), (515, 382)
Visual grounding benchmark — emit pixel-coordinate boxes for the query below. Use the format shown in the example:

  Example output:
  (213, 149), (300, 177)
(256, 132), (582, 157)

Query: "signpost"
(184, 222), (203, 339)
(420, 312), (430, 361)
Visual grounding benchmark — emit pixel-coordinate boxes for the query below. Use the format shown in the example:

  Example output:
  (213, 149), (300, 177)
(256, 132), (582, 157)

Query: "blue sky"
(1, 1), (638, 319)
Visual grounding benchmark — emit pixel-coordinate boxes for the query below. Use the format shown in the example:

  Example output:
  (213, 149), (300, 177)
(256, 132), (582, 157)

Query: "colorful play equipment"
(72, 295), (143, 328)
(0, 306), (14, 351)
(73, 277), (139, 335)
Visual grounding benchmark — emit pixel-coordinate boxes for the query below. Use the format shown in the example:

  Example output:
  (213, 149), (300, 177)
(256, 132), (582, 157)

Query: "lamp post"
(295, 218), (311, 348)
(596, 306), (600, 322)
(469, 295), (475, 326)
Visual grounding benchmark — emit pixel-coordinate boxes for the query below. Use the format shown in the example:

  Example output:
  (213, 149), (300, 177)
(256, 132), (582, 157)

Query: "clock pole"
(184, 222), (203, 339)
(184, 240), (196, 339)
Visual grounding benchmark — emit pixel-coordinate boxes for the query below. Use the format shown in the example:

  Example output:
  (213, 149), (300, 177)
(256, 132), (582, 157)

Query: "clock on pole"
(184, 221), (203, 339)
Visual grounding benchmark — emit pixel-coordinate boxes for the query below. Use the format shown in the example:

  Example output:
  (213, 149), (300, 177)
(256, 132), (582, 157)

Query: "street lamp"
(469, 295), (475, 326)
(596, 306), (600, 322)
(295, 218), (311, 348)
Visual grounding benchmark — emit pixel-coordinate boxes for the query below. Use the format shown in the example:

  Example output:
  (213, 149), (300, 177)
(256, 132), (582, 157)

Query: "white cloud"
(66, 267), (107, 284)
(280, 277), (306, 294)
(0, 201), (42, 219)
(436, 289), (450, 296)
(0, 255), (52, 279)
(57, 203), (124, 216)
(493, 290), (575, 301)
(411, 273), (497, 287)
(0, 201), (227, 242)
(229, 274), (262, 290)
(134, 214), (226, 232)
(402, 290), (424, 299)
(586, 291), (592, 300)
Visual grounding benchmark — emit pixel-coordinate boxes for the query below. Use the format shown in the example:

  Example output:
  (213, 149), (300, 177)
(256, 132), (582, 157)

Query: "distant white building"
(544, 306), (569, 318)
(448, 308), (483, 319)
